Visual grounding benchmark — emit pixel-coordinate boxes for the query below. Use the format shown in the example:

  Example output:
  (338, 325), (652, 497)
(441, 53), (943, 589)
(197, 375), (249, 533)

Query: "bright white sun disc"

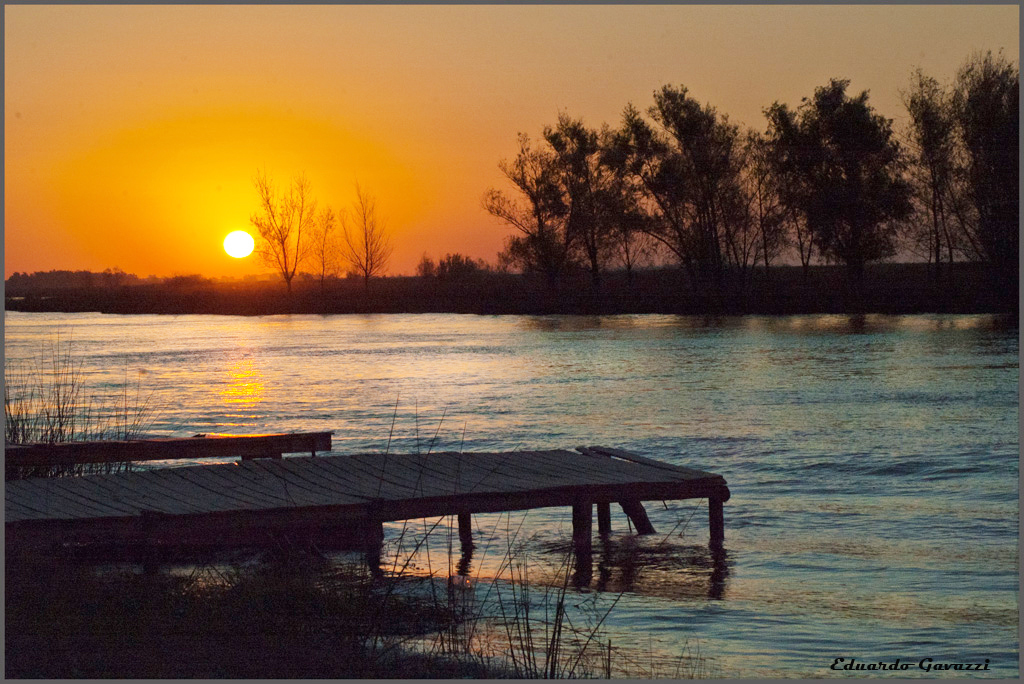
(224, 230), (255, 258)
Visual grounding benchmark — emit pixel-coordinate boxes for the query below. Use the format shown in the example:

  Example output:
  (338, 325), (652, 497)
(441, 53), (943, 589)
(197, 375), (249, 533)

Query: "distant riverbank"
(5, 263), (1016, 317)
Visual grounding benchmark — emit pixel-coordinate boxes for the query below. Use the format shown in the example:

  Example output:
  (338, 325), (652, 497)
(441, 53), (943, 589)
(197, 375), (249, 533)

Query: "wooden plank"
(6, 432), (332, 467)
(321, 455), (432, 499)
(166, 465), (285, 511)
(579, 446), (725, 483)
(354, 454), (479, 499)
(471, 450), (620, 490)
(227, 461), (334, 508)
(268, 458), (373, 506)
(401, 453), (486, 495)
(368, 455), (453, 497)
(6, 478), (104, 519)
(5, 485), (69, 520)
(29, 476), (139, 518)
(525, 450), (649, 485)
(447, 451), (571, 493)
(5, 499), (48, 520)
(575, 448), (703, 484)
(297, 456), (390, 499)
(432, 451), (554, 489)
(316, 461), (415, 502)
(180, 463), (291, 509)
(531, 449), (666, 485)
(244, 459), (351, 508)
(130, 468), (239, 514)
(332, 454), (430, 495)
(6, 479), (111, 519)
(83, 470), (207, 515)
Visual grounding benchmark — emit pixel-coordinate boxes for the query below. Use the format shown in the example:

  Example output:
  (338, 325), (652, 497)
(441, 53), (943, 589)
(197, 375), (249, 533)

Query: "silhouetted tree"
(902, 69), (964, 277)
(544, 114), (617, 289)
(743, 132), (789, 272)
(416, 253), (437, 278)
(100, 267), (129, 288)
(761, 104), (817, 279)
(764, 80), (912, 286)
(484, 133), (573, 285)
(952, 50), (1018, 279)
(250, 170), (316, 294)
(607, 87), (749, 288)
(607, 195), (656, 286)
(340, 184), (393, 291)
(719, 145), (761, 295)
(309, 206), (340, 292)
(434, 253), (486, 280)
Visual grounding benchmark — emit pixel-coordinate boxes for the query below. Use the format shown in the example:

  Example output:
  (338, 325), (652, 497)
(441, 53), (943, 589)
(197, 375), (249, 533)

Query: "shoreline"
(4, 263), (1018, 318)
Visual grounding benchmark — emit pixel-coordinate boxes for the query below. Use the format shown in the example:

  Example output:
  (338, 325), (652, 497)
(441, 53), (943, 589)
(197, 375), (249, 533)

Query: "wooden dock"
(5, 438), (730, 566)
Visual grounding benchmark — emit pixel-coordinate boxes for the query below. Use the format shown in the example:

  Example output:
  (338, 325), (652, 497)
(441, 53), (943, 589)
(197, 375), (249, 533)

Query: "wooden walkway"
(6, 444), (730, 561)
(6, 432), (332, 466)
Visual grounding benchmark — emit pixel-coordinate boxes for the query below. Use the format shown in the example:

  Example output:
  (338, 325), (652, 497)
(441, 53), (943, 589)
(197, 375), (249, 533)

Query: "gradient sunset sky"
(5, 4), (1018, 279)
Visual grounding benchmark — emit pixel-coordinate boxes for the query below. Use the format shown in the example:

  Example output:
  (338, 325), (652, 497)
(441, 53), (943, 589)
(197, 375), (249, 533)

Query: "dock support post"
(572, 503), (592, 556)
(708, 486), (730, 550)
(709, 496), (724, 549)
(596, 502), (611, 536)
(457, 513), (474, 550)
(619, 500), (655, 535)
(139, 510), (163, 575)
(363, 519), (384, 575)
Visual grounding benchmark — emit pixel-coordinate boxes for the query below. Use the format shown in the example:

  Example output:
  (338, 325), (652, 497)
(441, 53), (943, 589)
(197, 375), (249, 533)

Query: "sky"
(4, 4), (1019, 279)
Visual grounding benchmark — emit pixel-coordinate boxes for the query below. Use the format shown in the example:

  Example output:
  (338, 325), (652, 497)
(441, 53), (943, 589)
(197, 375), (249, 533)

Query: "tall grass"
(370, 510), (714, 679)
(4, 333), (157, 479)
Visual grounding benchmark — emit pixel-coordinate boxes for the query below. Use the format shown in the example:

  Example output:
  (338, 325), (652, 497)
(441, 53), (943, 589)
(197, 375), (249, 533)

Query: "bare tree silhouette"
(341, 184), (393, 290)
(309, 206), (340, 292)
(250, 170), (316, 294)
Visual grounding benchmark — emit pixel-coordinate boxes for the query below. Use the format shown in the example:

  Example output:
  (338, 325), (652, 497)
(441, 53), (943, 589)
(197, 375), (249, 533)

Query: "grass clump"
(4, 550), (495, 679)
(4, 332), (156, 479)
(6, 530), (717, 678)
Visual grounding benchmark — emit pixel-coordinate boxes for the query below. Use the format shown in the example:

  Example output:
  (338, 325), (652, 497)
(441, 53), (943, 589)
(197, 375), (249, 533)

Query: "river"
(3, 311), (1018, 677)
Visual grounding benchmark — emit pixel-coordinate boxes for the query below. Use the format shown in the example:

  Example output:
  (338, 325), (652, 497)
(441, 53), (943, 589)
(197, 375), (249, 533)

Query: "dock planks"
(6, 447), (730, 554)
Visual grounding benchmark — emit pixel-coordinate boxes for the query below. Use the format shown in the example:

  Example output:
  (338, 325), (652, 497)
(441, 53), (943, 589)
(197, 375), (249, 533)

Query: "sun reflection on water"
(221, 358), (264, 405)
(217, 357), (265, 428)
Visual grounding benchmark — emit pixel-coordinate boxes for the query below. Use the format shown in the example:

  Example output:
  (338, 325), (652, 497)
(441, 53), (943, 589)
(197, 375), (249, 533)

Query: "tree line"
(250, 172), (393, 293)
(485, 50), (1018, 301)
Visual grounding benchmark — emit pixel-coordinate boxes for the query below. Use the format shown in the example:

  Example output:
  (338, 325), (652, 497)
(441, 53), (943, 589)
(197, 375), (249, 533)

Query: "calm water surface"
(4, 311), (1018, 677)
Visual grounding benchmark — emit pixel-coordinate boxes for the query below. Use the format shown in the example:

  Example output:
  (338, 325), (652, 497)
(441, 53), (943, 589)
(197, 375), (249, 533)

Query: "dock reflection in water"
(430, 529), (731, 603)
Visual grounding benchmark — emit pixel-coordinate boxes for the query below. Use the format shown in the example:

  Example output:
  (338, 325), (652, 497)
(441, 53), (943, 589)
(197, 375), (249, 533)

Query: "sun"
(223, 230), (255, 258)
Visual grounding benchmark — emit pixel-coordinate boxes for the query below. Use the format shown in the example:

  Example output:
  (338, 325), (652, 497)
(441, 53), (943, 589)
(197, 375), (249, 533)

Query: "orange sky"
(4, 4), (1018, 279)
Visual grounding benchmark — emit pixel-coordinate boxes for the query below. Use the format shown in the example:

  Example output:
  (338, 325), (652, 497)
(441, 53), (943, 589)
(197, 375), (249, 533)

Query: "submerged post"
(363, 518), (385, 575)
(619, 500), (656, 535)
(708, 486), (730, 550)
(596, 502), (611, 536)
(457, 513), (474, 550)
(572, 502), (593, 556)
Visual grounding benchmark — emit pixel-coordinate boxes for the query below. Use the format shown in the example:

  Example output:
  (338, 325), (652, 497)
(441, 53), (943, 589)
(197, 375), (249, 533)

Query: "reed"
(4, 333), (157, 479)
